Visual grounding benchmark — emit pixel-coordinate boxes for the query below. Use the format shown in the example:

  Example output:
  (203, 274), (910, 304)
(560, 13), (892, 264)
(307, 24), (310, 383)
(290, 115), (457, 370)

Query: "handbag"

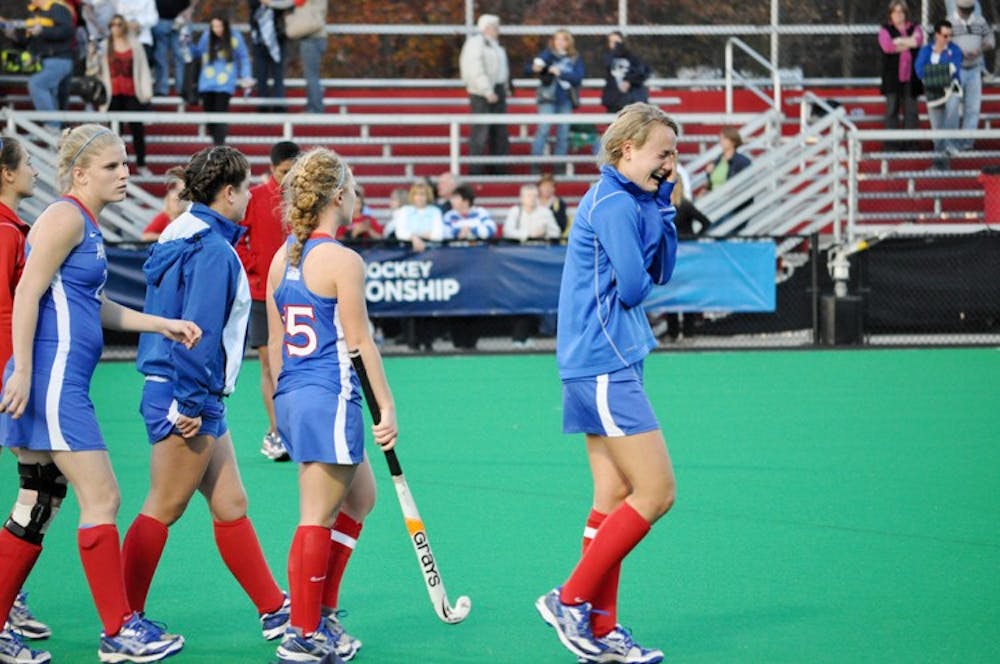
(1, 49), (40, 74)
(922, 62), (953, 103)
(568, 85), (581, 109)
(284, 0), (326, 40)
(68, 75), (107, 107)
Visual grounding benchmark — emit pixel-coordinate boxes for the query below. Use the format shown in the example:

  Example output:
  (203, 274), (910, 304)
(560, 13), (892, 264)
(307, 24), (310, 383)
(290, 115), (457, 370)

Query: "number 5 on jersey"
(284, 305), (317, 356)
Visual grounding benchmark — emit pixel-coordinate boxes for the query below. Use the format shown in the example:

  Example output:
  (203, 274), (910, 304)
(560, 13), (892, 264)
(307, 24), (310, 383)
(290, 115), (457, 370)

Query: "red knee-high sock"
(561, 503), (649, 609)
(321, 513), (363, 612)
(77, 525), (132, 636)
(288, 525), (331, 635)
(122, 513), (169, 613)
(0, 529), (42, 621)
(582, 509), (621, 637)
(213, 517), (284, 613)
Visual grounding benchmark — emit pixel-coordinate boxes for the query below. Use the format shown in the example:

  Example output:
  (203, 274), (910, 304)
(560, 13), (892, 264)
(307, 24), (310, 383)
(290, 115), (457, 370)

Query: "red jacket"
(0, 201), (29, 388)
(237, 176), (287, 301)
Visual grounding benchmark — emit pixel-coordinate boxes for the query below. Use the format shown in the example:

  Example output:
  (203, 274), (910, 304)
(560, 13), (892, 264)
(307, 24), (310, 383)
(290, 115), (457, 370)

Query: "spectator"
(394, 180), (444, 252)
(537, 172), (569, 233)
(705, 126), (751, 191)
(286, 0), (326, 114)
(950, 0), (995, 149)
(916, 20), (964, 170)
(434, 170), (457, 214)
(114, 0), (157, 66)
(459, 14), (510, 175)
(98, 14), (153, 173)
(444, 184), (497, 240)
(151, 0), (196, 96)
(248, 0), (291, 113)
(504, 183), (560, 242)
(671, 171), (711, 236)
(81, 0), (117, 43)
(336, 186), (384, 242)
(381, 186), (409, 239)
(601, 30), (650, 113)
(193, 14), (253, 145)
(142, 166), (185, 241)
(237, 139), (300, 462)
(2, 0), (77, 132)
(529, 29), (584, 168)
(878, 0), (924, 149)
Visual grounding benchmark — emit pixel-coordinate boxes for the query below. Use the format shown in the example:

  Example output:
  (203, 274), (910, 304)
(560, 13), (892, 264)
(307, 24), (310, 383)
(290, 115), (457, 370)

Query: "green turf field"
(2, 348), (998, 663)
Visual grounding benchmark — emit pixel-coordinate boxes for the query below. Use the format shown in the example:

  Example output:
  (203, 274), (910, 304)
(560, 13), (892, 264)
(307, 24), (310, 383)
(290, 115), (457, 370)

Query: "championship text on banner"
(106, 241), (776, 318)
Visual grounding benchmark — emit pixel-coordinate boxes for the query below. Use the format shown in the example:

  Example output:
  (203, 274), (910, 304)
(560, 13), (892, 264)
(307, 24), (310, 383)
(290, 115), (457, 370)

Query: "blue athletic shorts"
(275, 384), (364, 465)
(140, 378), (228, 444)
(562, 362), (659, 437)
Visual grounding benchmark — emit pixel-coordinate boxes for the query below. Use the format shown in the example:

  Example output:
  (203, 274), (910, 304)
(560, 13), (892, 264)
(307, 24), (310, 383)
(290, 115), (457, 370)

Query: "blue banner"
(107, 241), (775, 317)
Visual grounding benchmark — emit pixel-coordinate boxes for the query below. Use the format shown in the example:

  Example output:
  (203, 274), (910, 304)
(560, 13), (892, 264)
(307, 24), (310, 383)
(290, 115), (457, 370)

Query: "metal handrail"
(724, 37), (782, 114)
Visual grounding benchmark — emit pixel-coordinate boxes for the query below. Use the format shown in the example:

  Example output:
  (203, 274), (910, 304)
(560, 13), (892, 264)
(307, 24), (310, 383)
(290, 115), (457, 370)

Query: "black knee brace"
(4, 463), (68, 545)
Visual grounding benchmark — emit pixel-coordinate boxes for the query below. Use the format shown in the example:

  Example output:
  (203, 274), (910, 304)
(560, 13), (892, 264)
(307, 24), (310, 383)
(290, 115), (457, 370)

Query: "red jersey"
(335, 214), (384, 241)
(0, 201), (30, 388)
(109, 48), (136, 97)
(238, 176), (287, 301)
(144, 211), (171, 235)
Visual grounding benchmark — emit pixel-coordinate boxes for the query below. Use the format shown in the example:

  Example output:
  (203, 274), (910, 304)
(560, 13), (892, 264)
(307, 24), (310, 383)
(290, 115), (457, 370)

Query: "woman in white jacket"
(503, 183), (561, 242)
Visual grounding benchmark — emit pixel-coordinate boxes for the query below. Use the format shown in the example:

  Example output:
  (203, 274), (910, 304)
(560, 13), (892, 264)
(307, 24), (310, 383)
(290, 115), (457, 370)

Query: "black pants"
(108, 94), (149, 166)
(468, 85), (509, 175)
(201, 91), (231, 145)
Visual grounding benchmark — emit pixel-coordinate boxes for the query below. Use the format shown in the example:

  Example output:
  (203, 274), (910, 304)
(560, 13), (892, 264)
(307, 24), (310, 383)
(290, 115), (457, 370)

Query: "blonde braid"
(284, 148), (347, 267)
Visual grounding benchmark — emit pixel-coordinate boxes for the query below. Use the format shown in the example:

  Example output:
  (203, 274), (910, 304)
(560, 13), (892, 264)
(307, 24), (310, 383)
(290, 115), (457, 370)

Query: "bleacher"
(3, 73), (999, 238)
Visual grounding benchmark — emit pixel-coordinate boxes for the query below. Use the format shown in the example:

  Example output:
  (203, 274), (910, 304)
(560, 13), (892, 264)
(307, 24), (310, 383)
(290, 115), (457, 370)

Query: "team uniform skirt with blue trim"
(275, 385), (364, 465)
(140, 378), (228, 443)
(562, 362), (659, 437)
(0, 370), (105, 452)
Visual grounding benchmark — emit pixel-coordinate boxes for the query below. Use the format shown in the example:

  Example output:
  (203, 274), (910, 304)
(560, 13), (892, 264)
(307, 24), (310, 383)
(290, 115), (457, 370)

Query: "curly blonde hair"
(283, 148), (351, 267)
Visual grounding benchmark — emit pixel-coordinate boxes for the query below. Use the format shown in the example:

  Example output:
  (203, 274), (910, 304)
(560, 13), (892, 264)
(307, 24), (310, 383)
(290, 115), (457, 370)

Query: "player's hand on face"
(372, 407), (398, 451)
(0, 370), (31, 419)
(174, 413), (202, 438)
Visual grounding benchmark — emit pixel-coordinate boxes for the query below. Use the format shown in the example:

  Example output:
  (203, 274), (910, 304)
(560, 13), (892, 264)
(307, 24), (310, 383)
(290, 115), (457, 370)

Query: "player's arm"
(100, 297), (201, 347)
(591, 195), (653, 308)
(264, 242), (287, 385)
(332, 248), (397, 450)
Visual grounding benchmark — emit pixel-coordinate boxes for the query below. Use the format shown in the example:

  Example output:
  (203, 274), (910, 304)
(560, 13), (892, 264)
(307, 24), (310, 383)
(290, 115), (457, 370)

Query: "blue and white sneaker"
(0, 623), (50, 664)
(576, 624), (664, 663)
(535, 588), (607, 659)
(261, 593), (292, 641)
(275, 621), (345, 663)
(98, 612), (184, 663)
(323, 610), (361, 661)
(8, 591), (50, 640)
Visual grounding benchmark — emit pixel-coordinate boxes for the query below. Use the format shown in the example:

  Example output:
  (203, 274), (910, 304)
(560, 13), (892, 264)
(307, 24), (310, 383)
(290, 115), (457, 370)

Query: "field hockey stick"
(348, 349), (472, 625)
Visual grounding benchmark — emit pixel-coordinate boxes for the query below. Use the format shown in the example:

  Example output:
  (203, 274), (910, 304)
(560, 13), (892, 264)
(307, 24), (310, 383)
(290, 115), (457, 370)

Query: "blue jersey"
(557, 166), (677, 380)
(1, 197), (108, 451)
(273, 234), (360, 400)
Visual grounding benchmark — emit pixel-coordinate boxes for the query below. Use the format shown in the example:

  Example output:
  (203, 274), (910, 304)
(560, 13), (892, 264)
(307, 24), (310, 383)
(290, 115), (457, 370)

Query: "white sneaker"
(323, 610), (361, 661)
(7, 592), (50, 640)
(0, 624), (50, 664)
(576, 624), (664, 663)
(260, 431), (290, 462)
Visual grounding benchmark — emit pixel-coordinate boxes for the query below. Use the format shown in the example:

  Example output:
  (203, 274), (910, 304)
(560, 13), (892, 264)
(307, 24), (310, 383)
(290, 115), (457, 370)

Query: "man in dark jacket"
(3, 1), (76, 130)
(601, 31), (650, 113)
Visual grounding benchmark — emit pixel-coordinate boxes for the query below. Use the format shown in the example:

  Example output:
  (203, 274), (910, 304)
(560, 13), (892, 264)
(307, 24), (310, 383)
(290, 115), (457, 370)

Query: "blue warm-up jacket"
(557, 165), (677, 380)
(136, 203), (251, 418)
